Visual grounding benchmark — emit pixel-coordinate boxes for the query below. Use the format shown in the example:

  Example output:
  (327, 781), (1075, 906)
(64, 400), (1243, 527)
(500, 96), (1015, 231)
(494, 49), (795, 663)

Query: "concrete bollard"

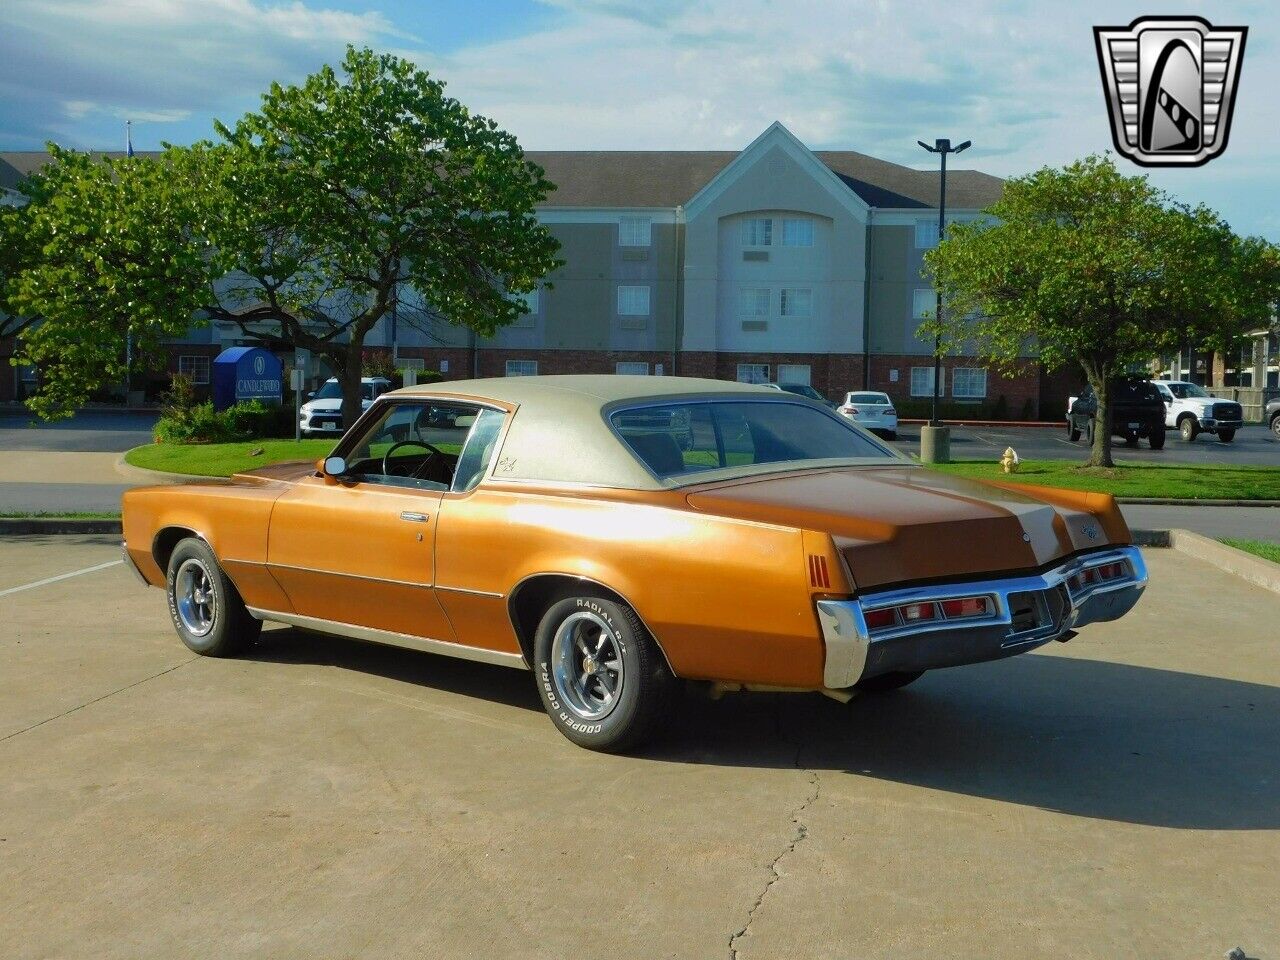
(920, 425), (951, 464)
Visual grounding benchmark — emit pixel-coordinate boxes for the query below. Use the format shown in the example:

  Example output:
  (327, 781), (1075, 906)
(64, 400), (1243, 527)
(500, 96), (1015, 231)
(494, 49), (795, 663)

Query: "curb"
(1130, 529), (1171, 547)
(114, 451), (225, 486)
(1164, 528), (1280, 596)
(1117, 498), (1280, 507)
(0, 518), (122, 535)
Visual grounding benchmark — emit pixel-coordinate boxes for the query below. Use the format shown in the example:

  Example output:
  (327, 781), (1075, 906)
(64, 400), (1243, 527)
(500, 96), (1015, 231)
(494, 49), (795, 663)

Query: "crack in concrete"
(728, 699), (821, 960)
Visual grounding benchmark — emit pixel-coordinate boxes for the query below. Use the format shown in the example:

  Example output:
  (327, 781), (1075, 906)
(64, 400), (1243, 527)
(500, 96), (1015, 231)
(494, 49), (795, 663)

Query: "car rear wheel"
(533, 595), (675, 752)
(1217, 429), (1236, 443)
(1179, 416), (1199, 442)
(1149, 427), (1166, 450)
(165, 538), (261, 657)
(1272, 414), (1280, 439)
(883, 430), (897, 441)
(855, 670), (926, 692)
(1068, 421), (1081, 442)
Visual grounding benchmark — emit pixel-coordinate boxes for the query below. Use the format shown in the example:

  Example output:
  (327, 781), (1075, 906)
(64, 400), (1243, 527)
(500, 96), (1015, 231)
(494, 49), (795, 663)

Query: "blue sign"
(211, 347), (283, 410)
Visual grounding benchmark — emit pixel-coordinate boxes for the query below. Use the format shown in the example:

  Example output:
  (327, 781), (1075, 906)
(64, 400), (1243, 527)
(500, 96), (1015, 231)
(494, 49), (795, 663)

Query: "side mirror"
(322, 456), (347, 478)
(305, 391), (315, 401)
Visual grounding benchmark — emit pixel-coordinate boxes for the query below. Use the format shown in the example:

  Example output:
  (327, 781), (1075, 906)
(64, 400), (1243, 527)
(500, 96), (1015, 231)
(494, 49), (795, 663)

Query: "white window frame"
(910, 366), (945, 397)
(178, 355), (210, 385)
(505, 360), (538, 377)
(780, 288), (813, 318)
(952, 367), (987, 399)
(615, 361), (650, 376)
(617, 285), (651, 317)
(618, 216), (652, 247)
(741, 217), (772, 247)
(915, 220), (940, 248)
(736, 363), (770, 384)
(739, 287), (769, 318)
(781, 218), (814, 247)
(776, 364), (811, 385)
(913, 288), (936, 320)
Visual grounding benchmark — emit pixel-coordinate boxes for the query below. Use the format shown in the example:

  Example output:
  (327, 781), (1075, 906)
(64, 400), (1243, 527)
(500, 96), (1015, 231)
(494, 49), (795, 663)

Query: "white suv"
(1150, 380), (1244, 443)
(299, 377), (392, 437)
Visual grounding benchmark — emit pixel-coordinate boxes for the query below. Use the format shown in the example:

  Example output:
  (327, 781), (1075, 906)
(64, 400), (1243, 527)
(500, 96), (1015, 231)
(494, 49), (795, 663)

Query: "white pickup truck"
(1149, 380), (1244, 443)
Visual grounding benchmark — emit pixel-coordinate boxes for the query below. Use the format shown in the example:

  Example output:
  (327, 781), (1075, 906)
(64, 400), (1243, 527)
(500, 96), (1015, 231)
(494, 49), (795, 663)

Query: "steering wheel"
(382, 439), (447, 479)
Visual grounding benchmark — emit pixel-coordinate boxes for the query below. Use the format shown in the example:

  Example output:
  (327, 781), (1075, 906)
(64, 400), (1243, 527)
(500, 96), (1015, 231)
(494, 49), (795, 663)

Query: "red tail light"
(864, 607), (897, 630)
(940, 596), (992, 618)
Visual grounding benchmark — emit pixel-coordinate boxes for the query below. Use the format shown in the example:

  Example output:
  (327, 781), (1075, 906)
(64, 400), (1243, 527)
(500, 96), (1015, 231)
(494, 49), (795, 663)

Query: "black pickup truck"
(1067, 377), (1166, 450)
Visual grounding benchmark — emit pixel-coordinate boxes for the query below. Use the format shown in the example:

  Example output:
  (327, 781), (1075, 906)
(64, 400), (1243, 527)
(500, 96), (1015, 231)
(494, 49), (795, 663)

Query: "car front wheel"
(1272, 414), (1280, 440)
(1179, 417), (1199, 442)
(533, 595), (675, 752)
(165, 537), (261, 656)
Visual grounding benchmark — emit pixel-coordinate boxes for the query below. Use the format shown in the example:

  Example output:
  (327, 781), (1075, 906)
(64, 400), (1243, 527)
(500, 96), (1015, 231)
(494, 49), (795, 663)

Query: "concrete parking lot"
(1, 536), (1277, 959)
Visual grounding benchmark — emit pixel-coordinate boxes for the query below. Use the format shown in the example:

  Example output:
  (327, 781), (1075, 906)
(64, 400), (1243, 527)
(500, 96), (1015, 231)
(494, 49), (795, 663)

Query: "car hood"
(231, 460), (318, 485)
(684, 466), (1130, 591)
(303, 399), (343, 413)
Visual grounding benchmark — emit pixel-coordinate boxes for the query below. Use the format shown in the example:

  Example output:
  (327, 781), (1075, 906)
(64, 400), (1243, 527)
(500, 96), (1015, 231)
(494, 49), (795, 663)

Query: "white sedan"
(838, 391), (898, 440)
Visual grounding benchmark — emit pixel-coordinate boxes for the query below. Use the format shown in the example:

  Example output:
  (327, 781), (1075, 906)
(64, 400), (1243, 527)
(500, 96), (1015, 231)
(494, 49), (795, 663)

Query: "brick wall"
(866, 355), (1044, 419)
(707, 352), (864, 401)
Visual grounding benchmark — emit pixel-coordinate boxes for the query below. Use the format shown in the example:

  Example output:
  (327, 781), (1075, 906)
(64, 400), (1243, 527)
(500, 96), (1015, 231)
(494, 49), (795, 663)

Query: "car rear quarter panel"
(122, 481), (292, 612)
(436, 484), (827, 688)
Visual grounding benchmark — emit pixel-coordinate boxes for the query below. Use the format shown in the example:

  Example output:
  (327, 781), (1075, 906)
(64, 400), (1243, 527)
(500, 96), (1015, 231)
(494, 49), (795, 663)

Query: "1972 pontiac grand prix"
(123, 376), (1147, 751)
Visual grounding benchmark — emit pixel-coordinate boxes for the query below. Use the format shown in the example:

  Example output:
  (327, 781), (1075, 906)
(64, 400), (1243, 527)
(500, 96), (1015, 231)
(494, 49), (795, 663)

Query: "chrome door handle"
(400, 511), (430, 523)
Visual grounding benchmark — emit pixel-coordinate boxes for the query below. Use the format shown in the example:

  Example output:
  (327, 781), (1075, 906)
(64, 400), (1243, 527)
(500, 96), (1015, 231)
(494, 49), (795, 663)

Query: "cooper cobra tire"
(1217, 429), (1236, 443)
(855, 670), (926, 693)
(166, 537), (261, 657)
(533, 595), (675, 752)
(1179, 416), (1199, 442)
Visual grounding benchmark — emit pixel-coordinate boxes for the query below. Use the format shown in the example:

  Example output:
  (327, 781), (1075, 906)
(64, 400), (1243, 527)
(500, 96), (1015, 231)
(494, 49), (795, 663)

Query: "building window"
(953, 367), (987, 399)
(617, 285), (651, 316)
(618, 216), (651, 247)
(505, 360), (538, 377)
(178, 355), (210, 385)
(737, 363), (770, 384)
(910, 366), (945, 397)
(739, 287), (769, 317)
(915, 220), (940, 248)
(781, 218), (814, 247)
(741, 217), (772, 247)
(780, 288), (813, 317)
(777, 364), (811, 385)
(615, 361), (650, 375)
(912, 288), (935, 320)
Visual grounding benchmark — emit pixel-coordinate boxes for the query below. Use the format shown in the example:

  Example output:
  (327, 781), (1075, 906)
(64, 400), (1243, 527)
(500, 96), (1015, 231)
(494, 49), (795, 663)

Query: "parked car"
(762, 382), (838, 409)
(298, 377), (392, 437)
(1269, 397), (1280, 439)
(837, 391), (898, 440)
(123, 375), (1147, 752)
(1067, 378), (1166, 449)
(1149, 380), (1244, 443)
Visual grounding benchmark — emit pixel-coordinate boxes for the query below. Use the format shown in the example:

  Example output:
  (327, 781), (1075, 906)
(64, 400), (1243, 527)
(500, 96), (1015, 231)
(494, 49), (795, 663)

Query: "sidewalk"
(1120, 503), (1280, 541)
(0, 451), (136, 514)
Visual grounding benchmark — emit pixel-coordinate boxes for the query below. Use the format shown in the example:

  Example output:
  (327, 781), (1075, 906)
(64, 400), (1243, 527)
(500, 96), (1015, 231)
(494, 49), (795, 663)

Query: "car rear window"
(1113, 380), (1162, 402)
(610, 400), (894, 480)
(847, 393), (890, 404)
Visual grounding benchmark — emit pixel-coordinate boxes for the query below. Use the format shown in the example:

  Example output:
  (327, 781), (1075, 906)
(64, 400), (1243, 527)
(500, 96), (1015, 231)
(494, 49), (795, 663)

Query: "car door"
(266, 398), (473, 642)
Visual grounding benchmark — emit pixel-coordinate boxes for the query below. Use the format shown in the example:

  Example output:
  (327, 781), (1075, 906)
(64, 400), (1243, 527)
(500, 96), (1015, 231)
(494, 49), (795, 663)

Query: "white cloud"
(61, 100), (94, 119)
(417, 0), (1277, 237)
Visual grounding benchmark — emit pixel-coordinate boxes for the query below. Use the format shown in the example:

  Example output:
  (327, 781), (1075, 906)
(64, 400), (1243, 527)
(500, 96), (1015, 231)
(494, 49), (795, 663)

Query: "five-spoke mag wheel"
(551, 610), (625, 721)
(166, 537), (260, 656)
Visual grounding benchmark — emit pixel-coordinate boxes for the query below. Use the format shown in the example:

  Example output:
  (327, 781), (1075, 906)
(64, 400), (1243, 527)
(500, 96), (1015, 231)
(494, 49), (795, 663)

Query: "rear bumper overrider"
(816, 546), (1148, 689)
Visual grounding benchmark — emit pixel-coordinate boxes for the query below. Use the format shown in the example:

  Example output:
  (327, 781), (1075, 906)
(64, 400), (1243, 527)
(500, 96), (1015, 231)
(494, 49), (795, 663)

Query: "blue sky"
(2, 0), (1276, 239)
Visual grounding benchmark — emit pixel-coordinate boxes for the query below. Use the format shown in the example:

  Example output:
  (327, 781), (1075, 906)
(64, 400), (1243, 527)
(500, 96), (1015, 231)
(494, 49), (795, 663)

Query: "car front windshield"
(610, 400), (896, 481)
(313, 380), (343, 400)
(1169, 383), (1210, 399)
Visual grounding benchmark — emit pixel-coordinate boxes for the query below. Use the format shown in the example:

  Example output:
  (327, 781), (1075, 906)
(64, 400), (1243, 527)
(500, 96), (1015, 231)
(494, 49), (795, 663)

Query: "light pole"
(916, 137), (970, 462)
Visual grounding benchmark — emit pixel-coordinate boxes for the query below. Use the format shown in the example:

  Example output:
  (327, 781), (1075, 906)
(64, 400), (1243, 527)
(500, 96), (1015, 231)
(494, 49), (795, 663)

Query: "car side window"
(343, 400), (480, 491)
(451, 408), (506, 493)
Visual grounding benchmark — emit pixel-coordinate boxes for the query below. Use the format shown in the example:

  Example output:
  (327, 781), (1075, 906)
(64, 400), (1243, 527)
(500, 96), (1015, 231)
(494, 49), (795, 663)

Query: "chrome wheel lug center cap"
(582, 656), (597, 674)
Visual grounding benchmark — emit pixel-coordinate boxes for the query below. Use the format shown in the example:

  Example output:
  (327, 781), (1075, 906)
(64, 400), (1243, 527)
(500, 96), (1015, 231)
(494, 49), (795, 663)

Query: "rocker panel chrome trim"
(245, 607), (528, 670)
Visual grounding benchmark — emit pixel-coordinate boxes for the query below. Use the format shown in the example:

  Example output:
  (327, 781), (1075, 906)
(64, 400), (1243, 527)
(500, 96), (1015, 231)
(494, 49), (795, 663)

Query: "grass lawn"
(125, 439), (335, 477)
(929, 459), (1280, 500)
(1222, 538), (1280, 564)
(0, 511), (122, 519)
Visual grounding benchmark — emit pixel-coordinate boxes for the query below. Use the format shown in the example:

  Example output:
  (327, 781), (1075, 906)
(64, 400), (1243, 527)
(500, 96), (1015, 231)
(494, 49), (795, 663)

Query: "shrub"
(154, 393), (292, 444)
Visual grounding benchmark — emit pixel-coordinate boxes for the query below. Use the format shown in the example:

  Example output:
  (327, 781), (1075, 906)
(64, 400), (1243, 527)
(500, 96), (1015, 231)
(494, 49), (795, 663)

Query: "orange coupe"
(123, 376), (1147, 751)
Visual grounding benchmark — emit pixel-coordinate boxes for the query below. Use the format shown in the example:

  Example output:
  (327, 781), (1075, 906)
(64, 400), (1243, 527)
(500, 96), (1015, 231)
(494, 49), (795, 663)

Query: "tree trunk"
(1087, 371), (1114, 468)
(339, 347), (365, 431)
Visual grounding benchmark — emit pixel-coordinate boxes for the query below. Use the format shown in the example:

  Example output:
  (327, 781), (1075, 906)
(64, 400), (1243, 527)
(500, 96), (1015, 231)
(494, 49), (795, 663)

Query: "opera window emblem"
(1094, 16), (1247, 167)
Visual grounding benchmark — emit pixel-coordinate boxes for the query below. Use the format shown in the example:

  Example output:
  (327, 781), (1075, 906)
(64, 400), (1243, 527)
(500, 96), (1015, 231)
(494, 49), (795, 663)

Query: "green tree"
(921, 154), (1279, 467)
(9, 46), (560, 425)
(1, 202), (43, 344)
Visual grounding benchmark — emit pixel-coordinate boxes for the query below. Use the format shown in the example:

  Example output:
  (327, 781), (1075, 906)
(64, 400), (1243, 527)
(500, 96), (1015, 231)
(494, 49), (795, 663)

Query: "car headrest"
(623, 431), (685, 477)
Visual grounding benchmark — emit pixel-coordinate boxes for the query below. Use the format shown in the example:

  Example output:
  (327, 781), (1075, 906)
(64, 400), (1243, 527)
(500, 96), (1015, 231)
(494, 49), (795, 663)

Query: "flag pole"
(126, 119), (134, 157)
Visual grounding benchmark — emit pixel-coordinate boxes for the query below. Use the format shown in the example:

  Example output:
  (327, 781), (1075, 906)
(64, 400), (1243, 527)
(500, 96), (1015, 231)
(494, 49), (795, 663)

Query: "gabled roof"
(0, 136), (1004, 211)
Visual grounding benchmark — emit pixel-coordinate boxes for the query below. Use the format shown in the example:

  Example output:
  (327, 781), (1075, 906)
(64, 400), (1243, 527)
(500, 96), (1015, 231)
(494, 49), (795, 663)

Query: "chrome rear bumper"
(817, 546), (1148, 689)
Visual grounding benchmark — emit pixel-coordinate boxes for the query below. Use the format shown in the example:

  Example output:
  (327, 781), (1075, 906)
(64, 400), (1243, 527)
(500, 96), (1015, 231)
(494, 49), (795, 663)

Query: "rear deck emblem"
(1094, 16), (1246, 167)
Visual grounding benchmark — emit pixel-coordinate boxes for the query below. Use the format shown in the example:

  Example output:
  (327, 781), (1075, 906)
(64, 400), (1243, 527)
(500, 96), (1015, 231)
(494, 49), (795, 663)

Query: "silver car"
(838, 391), (898, 440)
